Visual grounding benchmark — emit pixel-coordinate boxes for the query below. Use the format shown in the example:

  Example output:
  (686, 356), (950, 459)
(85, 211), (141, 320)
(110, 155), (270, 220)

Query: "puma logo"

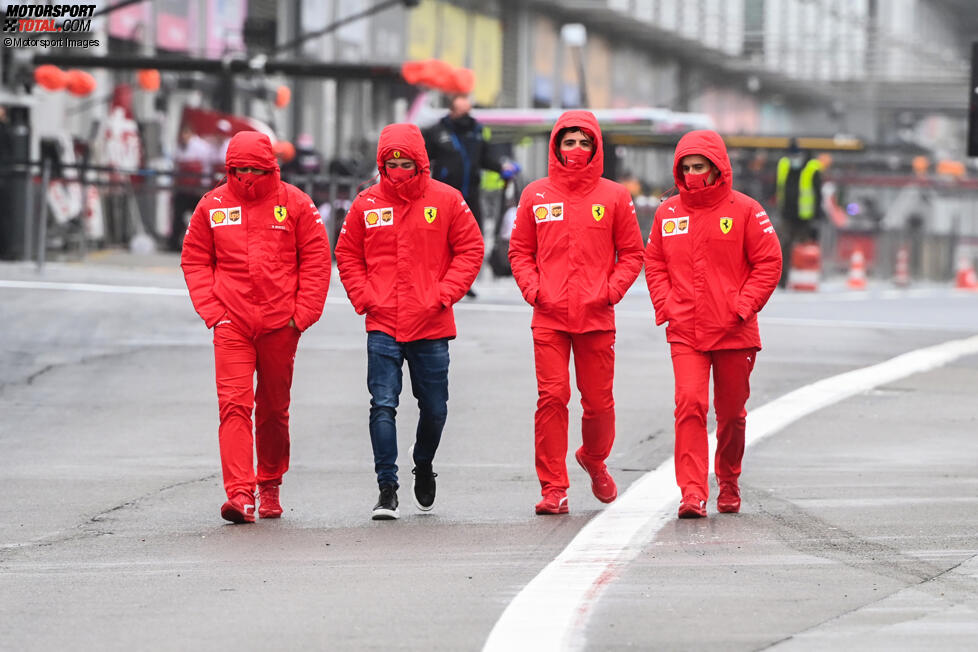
(668, 206), (676, 213)
(535, 192), (546, 199)
(214, 196), (222, 203)
(366, 197), (377, 204)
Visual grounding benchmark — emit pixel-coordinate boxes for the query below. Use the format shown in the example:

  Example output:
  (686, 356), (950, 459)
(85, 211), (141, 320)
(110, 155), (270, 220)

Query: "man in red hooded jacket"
(181, 131), (331, 524)
(644, 129), (781, 519)
(335, 123), (483, 521)
(509, 111), (644, 515)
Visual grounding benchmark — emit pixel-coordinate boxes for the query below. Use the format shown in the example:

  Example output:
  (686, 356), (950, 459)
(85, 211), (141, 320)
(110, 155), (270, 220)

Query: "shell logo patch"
(274, 206), (288, 223)
(365, 207), (394, 228)
(229, 208), (241, 223)
(662, 216), (689, 237)
(592, 204), (605, 221)
(424, 207), (437, 223)
(533, 202), (564, 223)
(720, 217), (732, 234)
(209, 208), (240, 227)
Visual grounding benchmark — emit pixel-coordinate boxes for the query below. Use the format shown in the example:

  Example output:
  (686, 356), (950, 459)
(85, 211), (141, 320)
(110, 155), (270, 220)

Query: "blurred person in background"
(644, 130), (781, 519)
(335, 123), (483, 521)
(508, 111), (644, 516)
(170, 125), (216, 251)
(291, 133), (324, 176)
(214, 119), (233, 169)
(181, 131), (331, 524)
(424, 94), (518, 297)
(776, 138), (823, 288)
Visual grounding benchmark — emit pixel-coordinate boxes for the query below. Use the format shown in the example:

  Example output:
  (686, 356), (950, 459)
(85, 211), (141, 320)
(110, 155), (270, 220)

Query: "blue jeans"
(366, 331), (450, 488)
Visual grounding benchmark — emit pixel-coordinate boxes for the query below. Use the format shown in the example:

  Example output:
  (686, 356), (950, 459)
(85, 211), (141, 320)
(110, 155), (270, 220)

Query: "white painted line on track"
(0, 279), (189, 296)
(482, 333), (978, 652)
(5, 280), (973, 332)
(0, 279), (356, 306)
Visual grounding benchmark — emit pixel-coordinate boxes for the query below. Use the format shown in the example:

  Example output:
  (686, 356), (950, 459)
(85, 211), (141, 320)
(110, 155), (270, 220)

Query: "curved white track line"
(482, 334), (978, 652)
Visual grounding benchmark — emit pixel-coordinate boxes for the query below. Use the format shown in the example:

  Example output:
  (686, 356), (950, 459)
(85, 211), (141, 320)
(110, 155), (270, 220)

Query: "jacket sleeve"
(292, 193), (331, 332)
(423, 126), (439, 168)
(643, 205), (672, 326)
(180, 199), (226, 328)
(607, 189), (644, 304)
(334, 197), (370, 315)
(477, 128), (503, 174)
(439, 196), (485, 306)
(507, 188), (540, 305)
(735, 201), (782, 320)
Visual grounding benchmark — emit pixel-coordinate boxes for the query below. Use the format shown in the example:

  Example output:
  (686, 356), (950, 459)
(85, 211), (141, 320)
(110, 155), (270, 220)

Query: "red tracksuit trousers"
(670, 342), (757, 501)
(532, 328), (616, 494)
(213, 321), (300, 499)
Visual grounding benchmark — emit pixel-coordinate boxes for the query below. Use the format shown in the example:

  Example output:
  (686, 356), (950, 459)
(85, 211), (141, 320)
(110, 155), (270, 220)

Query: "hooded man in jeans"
(335, 123), (483, 520)
(509, 110), (644, 515)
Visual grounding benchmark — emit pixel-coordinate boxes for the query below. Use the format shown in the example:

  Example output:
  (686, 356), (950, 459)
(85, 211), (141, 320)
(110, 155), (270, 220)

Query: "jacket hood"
(225, 131), (279, 172)
(548, 110), (603, 193)
(376, 123), (430, 200)
(225, 131), (281, 202)
(672, 130), (732, 207)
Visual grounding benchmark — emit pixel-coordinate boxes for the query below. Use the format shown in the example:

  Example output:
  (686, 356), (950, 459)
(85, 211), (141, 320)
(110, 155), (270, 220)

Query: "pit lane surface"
(1, 255), (976, 650)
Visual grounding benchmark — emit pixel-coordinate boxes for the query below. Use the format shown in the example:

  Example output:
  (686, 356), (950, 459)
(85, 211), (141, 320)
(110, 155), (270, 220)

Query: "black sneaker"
(412, 462), (437, 511)
(372, 484), (399, 520)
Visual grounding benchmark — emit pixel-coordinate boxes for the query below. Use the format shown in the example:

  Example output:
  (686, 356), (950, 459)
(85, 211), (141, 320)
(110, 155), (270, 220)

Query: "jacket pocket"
(264, 224), (296, 264)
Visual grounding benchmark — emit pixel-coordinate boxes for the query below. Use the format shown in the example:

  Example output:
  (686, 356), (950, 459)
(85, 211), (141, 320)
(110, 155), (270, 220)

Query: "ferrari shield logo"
(720, 217), (732, 234)
(592, 204), (605, 221)
(424, 207), (437, 223)
(274, 206), (288, 223)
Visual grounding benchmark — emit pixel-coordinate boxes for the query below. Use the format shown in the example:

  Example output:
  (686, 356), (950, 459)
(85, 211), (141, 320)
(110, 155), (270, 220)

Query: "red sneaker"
(535, 490), (569, 515)
(221, 492), (256, 524)
(258, 482), (283, 519)
(575, 447), (618, 503)
(678, 495), (707, 519)
(717, 482), (741, 514)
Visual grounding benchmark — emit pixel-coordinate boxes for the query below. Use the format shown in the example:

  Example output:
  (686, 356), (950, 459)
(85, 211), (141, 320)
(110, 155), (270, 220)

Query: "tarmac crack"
(0, 472), (218, 563)
(0, 347), (150, 395)
(754, 493), (978, 649)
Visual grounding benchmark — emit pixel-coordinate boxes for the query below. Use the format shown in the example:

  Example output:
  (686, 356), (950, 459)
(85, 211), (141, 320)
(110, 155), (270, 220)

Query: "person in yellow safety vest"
(776, 138), (823, 288)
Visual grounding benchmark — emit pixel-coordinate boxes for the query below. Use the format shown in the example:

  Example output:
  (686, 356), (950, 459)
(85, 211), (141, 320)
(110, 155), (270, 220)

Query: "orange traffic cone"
(894, 245), (910, 287)
(954, 257), (978, 290)
(847, 249), (867, 290)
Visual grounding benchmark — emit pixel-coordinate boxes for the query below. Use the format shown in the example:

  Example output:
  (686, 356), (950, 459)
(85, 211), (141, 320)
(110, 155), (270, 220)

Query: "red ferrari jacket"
(334, 123), (484, 342)
(181, 131), (331, 334)
(644, 130), (781, 351)
(508, 110), (644, 333)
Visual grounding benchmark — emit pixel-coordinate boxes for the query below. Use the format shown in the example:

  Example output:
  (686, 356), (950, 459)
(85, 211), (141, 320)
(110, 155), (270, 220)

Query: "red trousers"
(213, 321), (300, 498)
(532, 328), (616, 494)
(670, 342), (757, 501)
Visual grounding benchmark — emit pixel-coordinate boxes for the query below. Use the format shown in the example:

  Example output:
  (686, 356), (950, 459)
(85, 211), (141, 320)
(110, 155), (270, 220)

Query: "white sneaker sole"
(372, 507), (399, 520)
(409, 444), (435, 512)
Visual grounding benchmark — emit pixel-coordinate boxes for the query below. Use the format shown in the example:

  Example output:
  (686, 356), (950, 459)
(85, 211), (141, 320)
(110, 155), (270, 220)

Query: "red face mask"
(386, 167), (416, 184)
(685, 170), (712, 189)
(562, 150), (589, 170)
(229, 170), (277, 201)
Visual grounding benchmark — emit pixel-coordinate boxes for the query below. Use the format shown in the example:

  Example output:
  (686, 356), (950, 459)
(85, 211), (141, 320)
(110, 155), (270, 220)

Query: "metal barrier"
(0, 160), (369, 269)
